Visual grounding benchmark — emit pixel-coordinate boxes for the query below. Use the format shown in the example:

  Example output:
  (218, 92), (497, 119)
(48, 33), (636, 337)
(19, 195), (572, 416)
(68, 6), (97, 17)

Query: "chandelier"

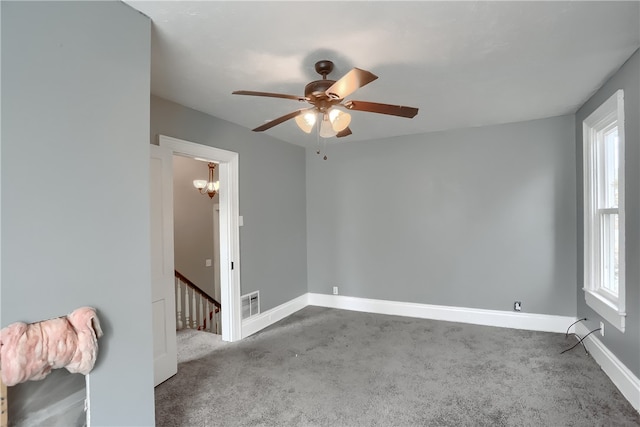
(192, 162), (219, 199)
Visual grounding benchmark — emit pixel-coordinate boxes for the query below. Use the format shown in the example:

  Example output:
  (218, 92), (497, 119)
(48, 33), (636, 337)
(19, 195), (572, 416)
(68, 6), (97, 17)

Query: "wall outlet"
(600, 321), (605, 336)
(333, 286), (339, 295)
(205, 259), (212, 267)
(514, 301), (522, 312)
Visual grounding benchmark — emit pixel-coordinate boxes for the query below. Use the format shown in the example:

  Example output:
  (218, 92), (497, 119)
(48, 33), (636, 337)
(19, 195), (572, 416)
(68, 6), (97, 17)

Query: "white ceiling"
(126, 1), (640, 146)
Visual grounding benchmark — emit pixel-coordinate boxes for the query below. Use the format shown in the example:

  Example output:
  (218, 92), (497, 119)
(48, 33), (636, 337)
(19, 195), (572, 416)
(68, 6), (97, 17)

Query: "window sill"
(584, 289), (626, 332)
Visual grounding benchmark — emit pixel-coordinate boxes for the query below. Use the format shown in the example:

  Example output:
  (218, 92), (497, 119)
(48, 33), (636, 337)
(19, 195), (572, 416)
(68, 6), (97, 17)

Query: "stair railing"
(174, 270), (221, 334)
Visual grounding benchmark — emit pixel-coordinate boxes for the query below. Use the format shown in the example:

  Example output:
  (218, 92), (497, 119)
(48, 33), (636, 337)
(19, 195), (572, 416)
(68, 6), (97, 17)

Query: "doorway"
(173, 155), (220, 333)
(159, 135), (242, 342)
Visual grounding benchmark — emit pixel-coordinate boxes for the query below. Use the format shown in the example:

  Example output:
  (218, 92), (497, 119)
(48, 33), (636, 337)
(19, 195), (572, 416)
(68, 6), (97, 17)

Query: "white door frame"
(159, 135), (242, 342)
(213, 203), (221, 303)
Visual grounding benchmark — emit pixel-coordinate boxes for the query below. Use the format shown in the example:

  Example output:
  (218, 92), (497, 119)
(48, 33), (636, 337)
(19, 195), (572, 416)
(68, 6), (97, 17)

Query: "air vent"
(241, 291), (260, 320)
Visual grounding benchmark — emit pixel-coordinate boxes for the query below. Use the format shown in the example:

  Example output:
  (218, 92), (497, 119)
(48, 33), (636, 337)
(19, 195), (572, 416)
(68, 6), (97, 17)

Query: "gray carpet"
(155, 306), (640, 426)
(176, 329), (228, 364)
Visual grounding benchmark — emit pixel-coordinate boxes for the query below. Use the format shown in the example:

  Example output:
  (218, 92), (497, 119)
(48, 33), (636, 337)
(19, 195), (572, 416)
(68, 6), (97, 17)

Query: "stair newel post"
(184, 285), (191, 329)
(191, 290), (197, 329)
(176, 277), (183, 330)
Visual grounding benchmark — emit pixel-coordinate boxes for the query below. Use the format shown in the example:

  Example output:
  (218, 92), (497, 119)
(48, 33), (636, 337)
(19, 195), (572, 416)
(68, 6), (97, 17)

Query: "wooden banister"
(174, 270), (221, 309)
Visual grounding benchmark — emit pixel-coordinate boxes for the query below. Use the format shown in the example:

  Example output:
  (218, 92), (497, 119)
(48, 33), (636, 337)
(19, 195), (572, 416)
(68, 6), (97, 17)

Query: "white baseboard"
(575, 323), (640, 412)
(241, 293), (308, 338)
(307, 293), (576, 334)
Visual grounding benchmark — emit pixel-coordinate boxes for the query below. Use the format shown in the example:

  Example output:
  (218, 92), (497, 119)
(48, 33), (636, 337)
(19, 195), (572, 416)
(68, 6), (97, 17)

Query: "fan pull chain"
(314, 115), (328, 160)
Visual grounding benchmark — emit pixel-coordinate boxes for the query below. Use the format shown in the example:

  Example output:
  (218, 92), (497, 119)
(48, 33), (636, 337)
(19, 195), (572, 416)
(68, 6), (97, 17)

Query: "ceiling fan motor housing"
(305, 80), (339, 112)
(304, 60), (342, 112)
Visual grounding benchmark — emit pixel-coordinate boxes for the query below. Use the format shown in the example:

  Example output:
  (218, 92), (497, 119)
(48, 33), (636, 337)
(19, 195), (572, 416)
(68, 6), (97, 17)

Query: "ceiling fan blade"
(233, 90), (307, 102)
(325, 68), (378, 100)
(343, 100), (419, 118)
(252, 109), (309, 132)
(336, 127), (352, 138)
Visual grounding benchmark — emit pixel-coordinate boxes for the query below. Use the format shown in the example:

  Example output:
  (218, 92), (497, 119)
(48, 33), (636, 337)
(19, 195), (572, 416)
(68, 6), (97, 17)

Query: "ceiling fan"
(232, 60), (419, 138)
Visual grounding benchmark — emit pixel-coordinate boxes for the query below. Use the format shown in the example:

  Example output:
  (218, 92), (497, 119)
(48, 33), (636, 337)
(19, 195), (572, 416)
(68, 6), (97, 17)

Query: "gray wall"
(2, 2), (155, 426)
(173, 155), (217, 298)
(576, 49), (640, 377)
(307, 115), (577, 317)
(151, 96), (308, 312)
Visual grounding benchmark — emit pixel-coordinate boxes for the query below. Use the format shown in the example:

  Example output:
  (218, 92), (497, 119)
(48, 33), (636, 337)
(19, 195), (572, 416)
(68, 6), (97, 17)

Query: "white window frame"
(582, 89), (626, 332)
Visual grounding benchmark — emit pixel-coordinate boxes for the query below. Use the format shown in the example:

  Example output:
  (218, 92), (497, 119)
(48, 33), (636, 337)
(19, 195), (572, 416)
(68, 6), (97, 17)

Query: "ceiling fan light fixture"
(295, 111), (316, 133)
(329, 109), (351, 132)
(319, 114), (338, 138)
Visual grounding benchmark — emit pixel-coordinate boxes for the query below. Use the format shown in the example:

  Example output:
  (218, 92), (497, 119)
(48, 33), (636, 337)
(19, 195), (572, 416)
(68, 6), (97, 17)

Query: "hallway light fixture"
(193, 162), (219, 199)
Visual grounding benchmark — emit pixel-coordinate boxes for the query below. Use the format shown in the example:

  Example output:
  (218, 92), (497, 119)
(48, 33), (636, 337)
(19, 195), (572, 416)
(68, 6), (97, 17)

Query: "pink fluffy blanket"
(0, 307), (103, 386)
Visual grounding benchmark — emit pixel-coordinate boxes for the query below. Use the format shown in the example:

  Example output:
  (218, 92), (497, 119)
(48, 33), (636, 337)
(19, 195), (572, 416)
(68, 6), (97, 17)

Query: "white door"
(150, 144), (177, 386)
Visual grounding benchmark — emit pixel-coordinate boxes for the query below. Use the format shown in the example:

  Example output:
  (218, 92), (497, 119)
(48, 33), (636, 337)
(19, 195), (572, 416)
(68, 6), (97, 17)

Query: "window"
(583, 90), (626, 332)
